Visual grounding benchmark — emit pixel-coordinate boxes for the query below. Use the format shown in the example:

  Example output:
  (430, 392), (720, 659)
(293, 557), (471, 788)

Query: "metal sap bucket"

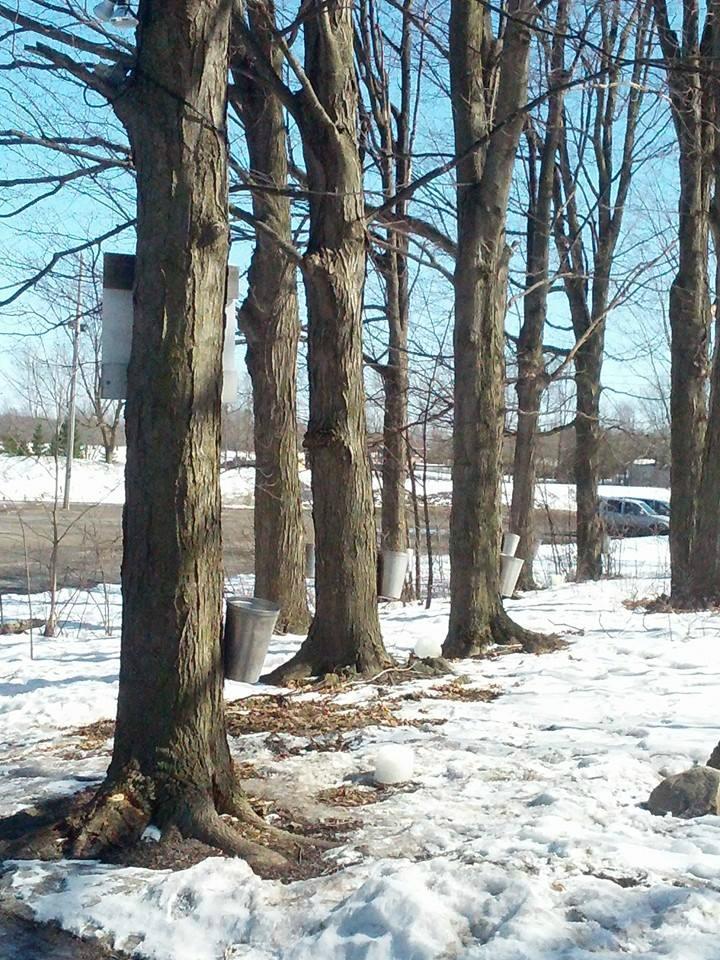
(502, 532), (521, 557)
(500, 554), (524, 598)
(224, 596), (280, 682)
(380, 549), (410, 600)
(305, 542), (316, 579)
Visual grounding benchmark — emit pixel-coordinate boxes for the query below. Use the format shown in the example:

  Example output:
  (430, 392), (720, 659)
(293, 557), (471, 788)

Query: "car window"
(623, 501), (643, 515)
(605, 500), (621, 512)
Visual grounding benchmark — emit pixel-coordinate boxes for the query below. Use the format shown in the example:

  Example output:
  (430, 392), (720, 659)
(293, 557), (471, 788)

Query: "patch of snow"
(1, 537), (719, 959)
(0, 454), (256, 508)
(0, 454), (670, 516)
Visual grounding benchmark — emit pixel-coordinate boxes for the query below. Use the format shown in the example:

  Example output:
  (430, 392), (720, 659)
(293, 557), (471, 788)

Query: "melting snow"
(1, 536), (719, 958)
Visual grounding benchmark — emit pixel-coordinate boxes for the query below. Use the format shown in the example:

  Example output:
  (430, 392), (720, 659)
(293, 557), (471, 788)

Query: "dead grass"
(623, 594), (671, 612)
(622, 593), (697, 613)
(315, 785), (382, 807)
(234, 760), (264, 780)
(66, 682), (498, 759)
(62, 718), (115, 756)
(428, 679), (502, 702)
(225, 693), (434, 739)
(393, 678), (502, 703)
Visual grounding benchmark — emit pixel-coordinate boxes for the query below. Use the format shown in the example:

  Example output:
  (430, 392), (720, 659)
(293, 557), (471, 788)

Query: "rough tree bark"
(688, 156), (720, 600)
(260, 0), (389, 680)
(230, 1), (310, 634)
(692, 302), (720, 601)
(444, 0), (548, 658)
(379, 244), (410, 556)
(510, 0), (568, 589)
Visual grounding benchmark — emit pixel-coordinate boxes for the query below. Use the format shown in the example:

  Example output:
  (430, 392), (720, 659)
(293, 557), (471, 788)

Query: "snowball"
(413, 635), (443, 659)
(374, 744), (415, 785)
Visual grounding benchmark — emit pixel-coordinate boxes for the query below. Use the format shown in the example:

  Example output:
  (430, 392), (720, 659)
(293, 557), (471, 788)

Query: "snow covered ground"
(2, 536), (719, 959)
(0, 454), (257, 508)
(0, 453), (669, 516)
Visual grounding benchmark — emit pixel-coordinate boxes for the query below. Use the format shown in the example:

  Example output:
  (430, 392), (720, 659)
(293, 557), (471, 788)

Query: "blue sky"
(0, 0), (679, 434)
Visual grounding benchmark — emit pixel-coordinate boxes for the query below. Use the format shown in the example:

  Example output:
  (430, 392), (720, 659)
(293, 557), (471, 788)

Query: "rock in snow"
(647, 766), (720, 818)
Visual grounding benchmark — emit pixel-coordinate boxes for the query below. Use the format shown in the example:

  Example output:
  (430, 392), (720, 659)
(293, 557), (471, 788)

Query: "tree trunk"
(101, 430), (114, 464)
(574, 261), (610, 582)
(48, 1), (297, 872)
(574, 333), (605, 580)
(444, 0), (544, 658)
(355, 0), (413, 558)
(509, 10), (567, 589)
(112, 0), (239, 835)
(231, 5), (309, 634)
(688, 180), (720, 602)
(379, 248), (410, 554)
(651, 0), (715, 604)
(265, 0), (388, 681)
(99, 412), (121, 464)
(511, 367), (542, 588)
(553, 1), (651, 582)
(691, 320), (720, 601)
(669, 147), (711, 600)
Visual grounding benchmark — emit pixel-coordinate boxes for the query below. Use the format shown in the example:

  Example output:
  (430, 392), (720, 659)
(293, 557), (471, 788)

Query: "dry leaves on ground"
(225, 694), (438, 739)
(315, 785), (381, 807)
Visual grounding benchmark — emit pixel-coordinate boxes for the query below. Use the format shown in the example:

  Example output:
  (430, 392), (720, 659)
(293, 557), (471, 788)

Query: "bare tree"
(357, 0), (419, 558)
(238, 0), (390, 681)
(691, 162), (720, 600)
(554, 0), (654, 581)
(509, 0), (569, 588)
(1, 1), (319, 871)
(443, 0), (548, 656)
(653, 0), (718, 603)
(230, 0), (309, 634)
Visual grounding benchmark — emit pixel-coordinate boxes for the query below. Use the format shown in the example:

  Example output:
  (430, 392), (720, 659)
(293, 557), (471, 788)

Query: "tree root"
(219, 790), (335, 857)
(170, 794), (290, 874)
(261, 652), (314, 686)
(443, 605), (564, 660)
(262, 649), (395, 687)
(66, 775), (152, 859)
(0, 766), (335, 879)
(491, 607), (564, 655)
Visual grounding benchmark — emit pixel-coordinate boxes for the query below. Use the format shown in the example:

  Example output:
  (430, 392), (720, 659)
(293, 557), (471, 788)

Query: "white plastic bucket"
(380, 549), (410, 599)
(499, 554), (524, 598)
(502, 532), (521, 557)
(224, 596), (280, 682)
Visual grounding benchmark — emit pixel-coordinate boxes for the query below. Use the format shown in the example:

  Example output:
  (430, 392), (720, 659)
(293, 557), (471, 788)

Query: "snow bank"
(0, 455), (256, 507)
(0, 453), (670, 514)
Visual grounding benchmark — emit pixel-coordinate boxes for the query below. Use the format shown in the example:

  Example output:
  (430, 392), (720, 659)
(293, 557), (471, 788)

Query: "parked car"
(599, 497), (670, 537)
(636, 497), (670, 517)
